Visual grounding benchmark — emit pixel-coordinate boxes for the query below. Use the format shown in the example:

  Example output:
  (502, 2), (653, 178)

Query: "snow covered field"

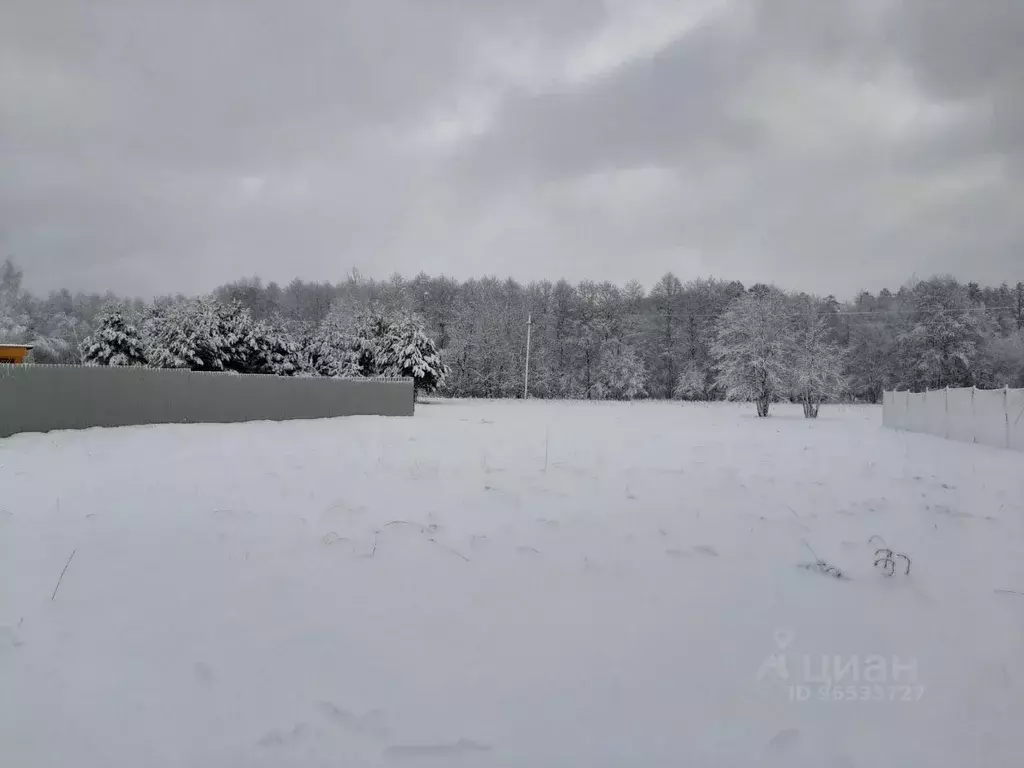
(2, 400), (1023, 767)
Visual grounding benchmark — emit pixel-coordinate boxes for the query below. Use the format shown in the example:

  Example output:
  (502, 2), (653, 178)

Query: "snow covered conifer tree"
(791, 299), (846, 418)
(145, 298), (227, 371)
(711, 289), (793, 417)
(251, 319), (301, 376)
(80, 305), (147, 366)
(212, 300), (257, 373)
(305, 305), (364, 377)
(376, 311), (449, 397)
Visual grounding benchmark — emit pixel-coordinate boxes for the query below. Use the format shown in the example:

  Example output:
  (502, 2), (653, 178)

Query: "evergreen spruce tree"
(80, 306), (148, 366)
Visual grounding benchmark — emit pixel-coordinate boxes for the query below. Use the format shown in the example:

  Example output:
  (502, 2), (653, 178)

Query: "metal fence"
(882, 387), (1024, 451)
(0, 365), (414, 438)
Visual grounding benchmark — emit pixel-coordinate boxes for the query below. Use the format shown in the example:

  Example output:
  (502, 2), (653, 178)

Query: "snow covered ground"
(2, 400), (1023, 767)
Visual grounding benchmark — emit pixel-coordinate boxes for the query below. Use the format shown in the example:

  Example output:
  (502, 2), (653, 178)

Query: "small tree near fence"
(80, 306), (147, 367)
(376, 311), (449, 398)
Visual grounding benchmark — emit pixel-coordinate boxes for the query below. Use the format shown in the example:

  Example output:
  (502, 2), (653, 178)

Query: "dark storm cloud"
(1, 0), (1022, 297)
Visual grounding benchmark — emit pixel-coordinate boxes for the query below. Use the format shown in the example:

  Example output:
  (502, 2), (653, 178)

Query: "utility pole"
(524, 313), (532, 399)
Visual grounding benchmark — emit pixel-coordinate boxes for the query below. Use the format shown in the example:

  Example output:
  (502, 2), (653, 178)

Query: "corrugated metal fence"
(882, 386), (1024, 452)
(0, 364), (413, 438)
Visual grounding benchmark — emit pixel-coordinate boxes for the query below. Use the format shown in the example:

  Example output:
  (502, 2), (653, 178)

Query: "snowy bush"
(80, 306), (148, 367)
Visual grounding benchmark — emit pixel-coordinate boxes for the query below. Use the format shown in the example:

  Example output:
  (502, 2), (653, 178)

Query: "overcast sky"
(2, 0), (1022, 299)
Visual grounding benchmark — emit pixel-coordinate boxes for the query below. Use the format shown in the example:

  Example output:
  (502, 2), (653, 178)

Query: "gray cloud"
(1, 0), (1022, 298)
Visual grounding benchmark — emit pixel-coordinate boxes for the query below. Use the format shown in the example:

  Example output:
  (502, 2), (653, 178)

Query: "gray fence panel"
(0, 365), (413, 438)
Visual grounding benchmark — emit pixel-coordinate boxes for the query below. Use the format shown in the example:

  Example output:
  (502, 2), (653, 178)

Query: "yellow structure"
(0, 344), (33, 364)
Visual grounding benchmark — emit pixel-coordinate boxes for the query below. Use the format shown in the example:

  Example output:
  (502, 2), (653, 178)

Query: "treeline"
(2, 260), (1023, 400)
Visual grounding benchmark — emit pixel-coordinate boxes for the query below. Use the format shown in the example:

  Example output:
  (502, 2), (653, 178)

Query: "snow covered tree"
(80, 306), (148, 366)
(304, 304), (366, 377)
(145, 298), (228, 371)
(673, 359), (714, 401)
(0, 259), (30, 343)
(375, 311), (449, 396)
(791, 299), (846, 418)
(250, 319), (301, 376)
(975, 330), (1024, 389)
(895, 277), (983, 390)
(845, 320), (897, 403)
(711, 289), (794, 417)
(648, 272), (686, 398)
(592, 339), (647, 400)
(213, 300), (257, 372)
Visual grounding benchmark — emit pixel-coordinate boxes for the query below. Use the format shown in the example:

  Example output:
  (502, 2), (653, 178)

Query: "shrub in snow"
(80, 306), (147, 366)
(712, 289), (793, 417)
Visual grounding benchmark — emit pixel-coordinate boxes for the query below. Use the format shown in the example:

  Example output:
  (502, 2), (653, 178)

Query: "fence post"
(972, 386), (977, 443)
(945, 386), (950, 439)
(1006, 385), (1011, 449)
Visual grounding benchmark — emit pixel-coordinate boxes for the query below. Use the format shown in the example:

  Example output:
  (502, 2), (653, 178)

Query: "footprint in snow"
(258, 723), (306, 747)
(383, 739), (491, 760)
(193, 661), (215, 685)
(763, 728), (801, 755)
(317, 701), (391, 740)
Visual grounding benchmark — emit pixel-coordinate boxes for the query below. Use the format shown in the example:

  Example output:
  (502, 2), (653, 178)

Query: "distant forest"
(2, 259), (1023, 401)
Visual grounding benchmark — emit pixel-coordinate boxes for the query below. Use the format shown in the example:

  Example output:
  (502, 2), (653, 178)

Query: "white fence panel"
(907, 391), (928, 433)
(947, 387), (975, 444)
(1008, 389), (1024, 452)
(882, 390), (894, 428)
(883, 386), (1023, 452)
(925, 389), (947, 438)
(892, 390), (910, 430)
(975, 388), (1007, 449)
